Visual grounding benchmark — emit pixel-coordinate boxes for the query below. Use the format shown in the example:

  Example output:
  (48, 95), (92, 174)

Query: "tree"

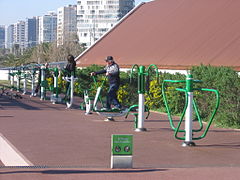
(1, 34), (87, 67)
(30, 42), (50, 64)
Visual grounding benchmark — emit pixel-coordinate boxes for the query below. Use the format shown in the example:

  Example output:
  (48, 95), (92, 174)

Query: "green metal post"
(54, 67), (59, 98)
(137, 66), (146, 131)
(183, 73), (195, 146)
(23, 72), (27, 94)
(30, 68), (36, 97)
(138, 66), (145, 94)
(40, 66), (46, 100)
(16, 70), (21, 92)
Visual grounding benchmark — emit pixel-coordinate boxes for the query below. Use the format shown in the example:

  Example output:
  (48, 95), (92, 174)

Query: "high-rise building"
(26, 17), (38, 47)
(5, 25), (14, 49)
(38, 12), (57, 43)
(0, 25), (5, 49)
(13, 21), (27, 53)
(77, 0), (135, 47)
(36, 16), (40, 44)
(57, 5), (77, 46)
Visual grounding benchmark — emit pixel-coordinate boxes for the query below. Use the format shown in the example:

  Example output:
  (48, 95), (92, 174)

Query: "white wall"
(0, 70), (10, 81)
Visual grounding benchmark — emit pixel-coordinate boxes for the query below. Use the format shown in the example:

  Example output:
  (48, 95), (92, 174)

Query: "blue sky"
(0, 0), (151, 26)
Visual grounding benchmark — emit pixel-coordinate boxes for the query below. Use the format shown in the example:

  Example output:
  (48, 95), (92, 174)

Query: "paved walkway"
(0, 93), (240, 179)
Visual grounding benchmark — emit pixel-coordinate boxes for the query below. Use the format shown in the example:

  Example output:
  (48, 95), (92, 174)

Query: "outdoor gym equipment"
(63, 72), (77, 109)
(15, 70), (22, 92)
(80, 76), (103, 115)
(130, 64), (159, 131)
(8, 69), (22, 92)
(8, 68), (27, 94)
(38, 65), (55, 101)
(40, 65), (48, 100)
(29, 67), (38, 97)
(50, 67), (62, 104)
(125, 105), (150, 130)
(9, 70), (16, 91)
(82, 90), (92, 115)
(22, 70), (27, 95)
(92, 75), (128, 121)
(7, 65), (38, 96)
(4, 63), (67, 101)
(21, 67), (34, 95)
(92, 76), (106, 112)
(162, 72), (220, 146)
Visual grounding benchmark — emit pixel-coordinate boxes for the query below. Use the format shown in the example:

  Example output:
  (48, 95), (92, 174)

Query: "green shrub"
(158, 72), (186, 114)
(191, 65), (240, 128)
(74, 64), (104, 96)
(145, 79), (162, 110)
(118, 71), (138, 106)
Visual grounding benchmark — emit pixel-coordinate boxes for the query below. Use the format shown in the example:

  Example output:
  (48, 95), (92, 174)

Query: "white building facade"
(77, 0), (135, 47)
(57, 5), (77, 46)
(13, 21), (27, 53)
(5, 25), (14, 49)
(38, 12), (57, 43)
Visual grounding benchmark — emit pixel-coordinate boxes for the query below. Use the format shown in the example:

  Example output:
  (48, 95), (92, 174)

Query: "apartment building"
(26, 17), (38, 47)
(5, 25), (14, 49)
(77, 0), (135, 47)
(5, 18), (38, 51)
(13, 21), (27, 53)
(57, 5), (77, 46)
(38, 12), (57, 43)
(0, 25), (5, 49)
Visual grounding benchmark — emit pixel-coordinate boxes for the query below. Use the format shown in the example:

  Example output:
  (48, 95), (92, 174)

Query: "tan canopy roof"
(76, 0), (240, 71)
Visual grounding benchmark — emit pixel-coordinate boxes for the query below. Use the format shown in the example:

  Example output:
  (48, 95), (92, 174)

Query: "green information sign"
(112, 134), (133, 155)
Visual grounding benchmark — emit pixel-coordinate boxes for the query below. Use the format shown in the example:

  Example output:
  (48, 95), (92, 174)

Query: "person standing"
(64, 55), (76, 97)
(91, 56), (122, 110)
(65, 54), (76, 77)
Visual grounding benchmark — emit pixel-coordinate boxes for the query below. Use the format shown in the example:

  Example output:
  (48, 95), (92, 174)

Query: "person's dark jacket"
(65, 61), (76, 77)
(95, 62), (120, 85)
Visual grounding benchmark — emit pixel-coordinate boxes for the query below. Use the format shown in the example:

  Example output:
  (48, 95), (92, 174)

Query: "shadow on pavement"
(0, 93), (82, 111)
(197, 142), (240, 149)
(0, 168), (167, 175)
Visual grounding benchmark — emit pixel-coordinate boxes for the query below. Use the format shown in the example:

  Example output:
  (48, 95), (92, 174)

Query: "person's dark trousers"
(106, 83), (121, 109)
(66, 82), (70, 95)
(35, 83), (40, 93)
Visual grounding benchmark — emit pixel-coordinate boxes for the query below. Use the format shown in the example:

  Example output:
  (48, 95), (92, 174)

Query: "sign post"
(111, 134), (133, 168)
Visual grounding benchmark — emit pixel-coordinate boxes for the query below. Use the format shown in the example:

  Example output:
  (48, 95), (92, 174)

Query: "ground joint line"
(0, 133), (33, 166)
